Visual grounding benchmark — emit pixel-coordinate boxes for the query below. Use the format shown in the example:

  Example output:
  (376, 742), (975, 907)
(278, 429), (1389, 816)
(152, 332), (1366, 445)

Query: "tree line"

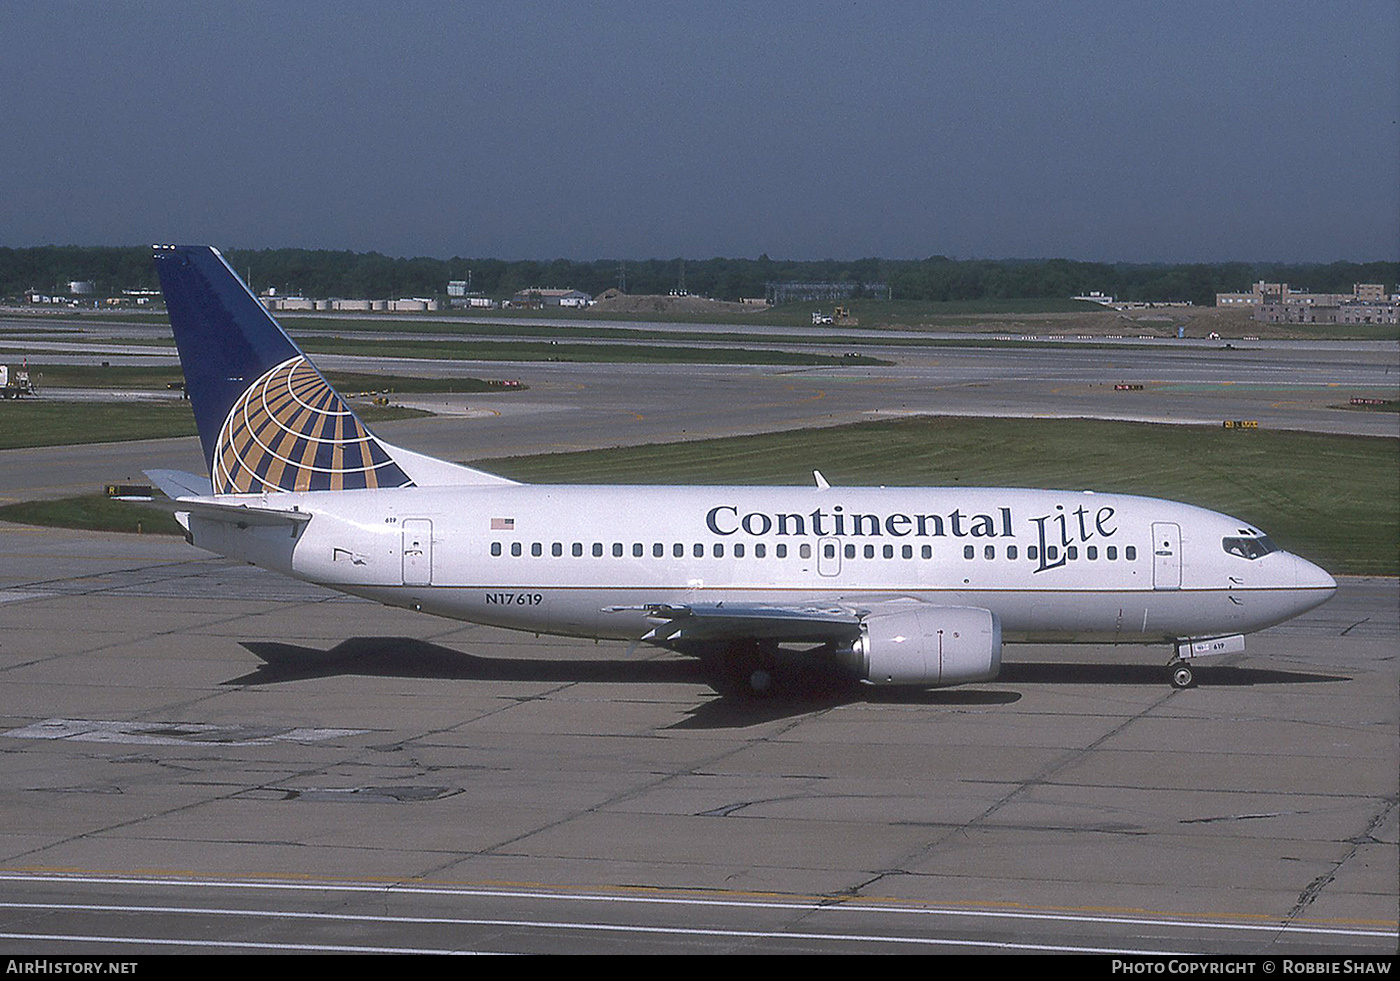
(2, 246), (1394, 307)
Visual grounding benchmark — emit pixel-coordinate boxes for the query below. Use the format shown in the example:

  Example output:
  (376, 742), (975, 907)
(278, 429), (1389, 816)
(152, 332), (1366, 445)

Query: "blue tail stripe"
(153, 247), (300, 472)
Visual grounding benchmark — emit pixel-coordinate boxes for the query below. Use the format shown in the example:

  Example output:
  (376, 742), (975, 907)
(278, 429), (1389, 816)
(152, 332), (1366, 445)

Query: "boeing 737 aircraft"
(147, 245), (1336, 695)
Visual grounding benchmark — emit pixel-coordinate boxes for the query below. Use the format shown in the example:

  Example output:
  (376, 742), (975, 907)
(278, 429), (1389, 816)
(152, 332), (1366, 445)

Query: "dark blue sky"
(3, 1), (1397, 262)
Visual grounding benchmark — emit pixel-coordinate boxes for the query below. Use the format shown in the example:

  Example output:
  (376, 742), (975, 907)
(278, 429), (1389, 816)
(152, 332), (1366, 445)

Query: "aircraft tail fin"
(152, 245), (515, 494)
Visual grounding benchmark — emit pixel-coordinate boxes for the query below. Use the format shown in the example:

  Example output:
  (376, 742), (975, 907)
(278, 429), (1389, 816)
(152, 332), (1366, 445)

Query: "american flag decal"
(491, 518), (515, 530)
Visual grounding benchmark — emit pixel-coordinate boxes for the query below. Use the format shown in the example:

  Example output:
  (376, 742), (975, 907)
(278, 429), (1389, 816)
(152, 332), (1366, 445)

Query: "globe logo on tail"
(214, 357), (412, 494)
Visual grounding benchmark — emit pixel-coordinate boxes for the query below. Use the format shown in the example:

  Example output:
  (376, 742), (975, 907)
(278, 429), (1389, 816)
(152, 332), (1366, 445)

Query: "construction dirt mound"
(590, 292), (761, 316)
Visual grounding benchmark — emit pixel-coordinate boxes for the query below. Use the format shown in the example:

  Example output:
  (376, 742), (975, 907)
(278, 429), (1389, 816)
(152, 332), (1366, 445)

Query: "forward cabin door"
(1151, 521), (1181, 591)
(402, 519), (433, 587)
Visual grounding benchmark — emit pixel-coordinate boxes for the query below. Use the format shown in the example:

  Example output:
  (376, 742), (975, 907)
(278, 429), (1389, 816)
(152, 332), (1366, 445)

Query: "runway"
(0, 524), (1394, 954)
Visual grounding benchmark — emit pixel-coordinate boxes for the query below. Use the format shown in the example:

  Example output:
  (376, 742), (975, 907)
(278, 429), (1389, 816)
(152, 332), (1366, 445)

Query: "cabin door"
(817, 537), (841, 577)
(402, 519), (433, 587)
(1151, 521), (1181, 591)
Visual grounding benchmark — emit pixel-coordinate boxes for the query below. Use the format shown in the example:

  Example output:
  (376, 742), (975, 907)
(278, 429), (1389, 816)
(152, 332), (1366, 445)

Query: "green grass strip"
(0, 400), (199, 449)
(0, 494), (184, 536)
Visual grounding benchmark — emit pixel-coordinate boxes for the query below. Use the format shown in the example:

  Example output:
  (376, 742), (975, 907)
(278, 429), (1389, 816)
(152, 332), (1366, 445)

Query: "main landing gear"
(711, 640), (781, 698)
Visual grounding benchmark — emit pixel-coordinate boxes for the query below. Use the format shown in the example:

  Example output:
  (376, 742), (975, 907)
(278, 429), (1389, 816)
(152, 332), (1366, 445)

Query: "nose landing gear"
(1169, 662), (1194, 689)
(1167, 635), (1244, 689)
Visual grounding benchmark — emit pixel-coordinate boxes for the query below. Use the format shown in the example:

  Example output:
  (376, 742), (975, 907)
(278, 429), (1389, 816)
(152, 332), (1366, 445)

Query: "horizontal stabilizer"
(145, 469), (214, 500)
(177, 499), (313, 529)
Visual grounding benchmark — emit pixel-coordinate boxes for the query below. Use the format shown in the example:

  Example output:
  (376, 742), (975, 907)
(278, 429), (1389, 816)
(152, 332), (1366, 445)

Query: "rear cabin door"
(402, 519), (433, 587)
(1151, 521), (1181, 591)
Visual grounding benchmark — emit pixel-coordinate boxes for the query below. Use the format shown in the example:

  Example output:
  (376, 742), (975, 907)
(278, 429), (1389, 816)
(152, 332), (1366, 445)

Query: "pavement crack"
(837, 687), (1179, 903)
(1275, 794), (1398, 940)
(419, 708), (823, 880)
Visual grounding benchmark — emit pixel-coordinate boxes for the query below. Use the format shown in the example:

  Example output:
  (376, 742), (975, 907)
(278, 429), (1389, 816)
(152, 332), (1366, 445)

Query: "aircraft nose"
(1292, 553), (1337, 594)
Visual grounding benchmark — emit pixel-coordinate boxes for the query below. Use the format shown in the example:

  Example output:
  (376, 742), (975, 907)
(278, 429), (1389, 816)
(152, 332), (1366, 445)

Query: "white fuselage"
(186, 484), (1336, 646)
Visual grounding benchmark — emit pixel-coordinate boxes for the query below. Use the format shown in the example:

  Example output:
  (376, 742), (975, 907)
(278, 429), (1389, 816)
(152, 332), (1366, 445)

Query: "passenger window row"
(961, 543), (1137, 561)
(488, 540), (1142, 562)
(489, 541), (941, 560)
(492, 541), (801, 559)
(827, 543), (936, 560)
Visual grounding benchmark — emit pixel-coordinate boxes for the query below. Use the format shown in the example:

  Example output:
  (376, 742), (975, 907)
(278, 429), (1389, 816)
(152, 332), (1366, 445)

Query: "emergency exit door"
(1151, 521), (1181, 590)
(402, 519), (433, 586)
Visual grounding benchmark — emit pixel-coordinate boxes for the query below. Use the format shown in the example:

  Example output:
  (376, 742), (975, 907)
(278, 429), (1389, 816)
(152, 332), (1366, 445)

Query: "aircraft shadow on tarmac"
(231, 638), (1349, 729)
(234, 637), (703, 687)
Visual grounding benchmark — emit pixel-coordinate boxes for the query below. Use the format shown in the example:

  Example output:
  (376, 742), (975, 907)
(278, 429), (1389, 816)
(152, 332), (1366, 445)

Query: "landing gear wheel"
(712, 641), (780, 698)
(746, 666), (774, 695)
(1170, 664), (1194, 689)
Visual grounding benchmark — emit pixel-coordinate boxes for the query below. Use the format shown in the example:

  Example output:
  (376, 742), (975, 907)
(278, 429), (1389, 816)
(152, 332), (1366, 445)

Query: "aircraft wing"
(610, 601), (866, 646)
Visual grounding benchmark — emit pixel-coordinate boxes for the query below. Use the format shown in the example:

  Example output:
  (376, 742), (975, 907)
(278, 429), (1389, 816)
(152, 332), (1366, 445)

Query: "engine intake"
(842, 605), (1002, 685)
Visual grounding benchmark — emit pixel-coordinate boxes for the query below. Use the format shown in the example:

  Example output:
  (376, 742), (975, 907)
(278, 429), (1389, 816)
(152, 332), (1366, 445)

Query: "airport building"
(329, 298), (394, 311)
(510, 288), (593, 308)
(23, 283), (105, 304)
(1072, 292), (1192, 311)
(1255, 298), (1397, 325)
(765, 281), (891, 304)
(1216, 281), (1387, 308)
(259, 293), (438, 312)
(447, 280), (495, 308)
(260, 295), (314, 311)
(1216, 281), (1396, 324)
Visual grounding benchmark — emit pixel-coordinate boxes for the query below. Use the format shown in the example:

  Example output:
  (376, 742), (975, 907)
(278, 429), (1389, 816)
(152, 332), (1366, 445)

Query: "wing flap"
(608, 601), (864, 646)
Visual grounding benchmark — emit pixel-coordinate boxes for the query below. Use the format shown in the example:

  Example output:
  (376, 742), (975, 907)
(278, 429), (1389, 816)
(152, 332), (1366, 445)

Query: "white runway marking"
(0, 902), (1184, 955)
(0, 932), (489, 955)
(3, 873), (1393, 942)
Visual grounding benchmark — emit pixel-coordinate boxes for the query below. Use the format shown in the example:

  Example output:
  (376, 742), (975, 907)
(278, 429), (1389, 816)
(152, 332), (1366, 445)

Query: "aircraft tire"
(711, 641), (780, 698)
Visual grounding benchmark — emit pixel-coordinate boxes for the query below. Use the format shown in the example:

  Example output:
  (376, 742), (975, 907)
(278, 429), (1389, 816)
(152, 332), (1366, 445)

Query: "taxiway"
(0, 525), (1394, 954)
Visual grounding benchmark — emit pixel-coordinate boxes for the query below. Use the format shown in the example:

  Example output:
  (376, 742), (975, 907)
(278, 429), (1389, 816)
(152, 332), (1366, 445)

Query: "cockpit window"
(1222, 536), (1278, 560)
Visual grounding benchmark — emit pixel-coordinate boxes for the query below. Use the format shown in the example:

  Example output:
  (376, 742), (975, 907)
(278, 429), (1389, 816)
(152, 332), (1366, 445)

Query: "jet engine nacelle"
(844, 605), (1002, 685)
